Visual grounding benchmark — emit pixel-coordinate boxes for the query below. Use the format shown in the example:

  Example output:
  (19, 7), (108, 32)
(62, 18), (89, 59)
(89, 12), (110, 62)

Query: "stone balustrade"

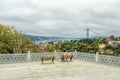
(0, 52), (120, 66)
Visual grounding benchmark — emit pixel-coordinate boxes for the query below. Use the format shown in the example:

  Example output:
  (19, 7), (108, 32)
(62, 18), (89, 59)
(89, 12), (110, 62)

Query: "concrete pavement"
(0, 60), (120, 80)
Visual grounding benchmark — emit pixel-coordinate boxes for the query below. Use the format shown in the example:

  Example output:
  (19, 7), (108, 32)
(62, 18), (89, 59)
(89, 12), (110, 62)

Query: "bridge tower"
(86, 28), (90, 39)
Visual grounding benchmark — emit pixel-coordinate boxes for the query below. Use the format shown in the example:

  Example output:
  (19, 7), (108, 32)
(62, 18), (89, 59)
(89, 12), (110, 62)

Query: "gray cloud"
(0, 0), (120, 38)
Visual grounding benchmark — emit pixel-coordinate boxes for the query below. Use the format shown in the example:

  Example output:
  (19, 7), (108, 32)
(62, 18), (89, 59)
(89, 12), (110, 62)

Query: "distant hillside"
(26, 35), (106, 43)
(27, 35), (77, 41)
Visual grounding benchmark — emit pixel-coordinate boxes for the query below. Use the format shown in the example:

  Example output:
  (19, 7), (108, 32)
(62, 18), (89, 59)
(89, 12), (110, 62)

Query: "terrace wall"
(0, 52), (120, 66)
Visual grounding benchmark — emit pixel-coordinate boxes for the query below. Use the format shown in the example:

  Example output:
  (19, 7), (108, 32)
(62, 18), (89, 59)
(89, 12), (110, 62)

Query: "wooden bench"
(40, 56), (55, 64)
(61, 54), (73, 62)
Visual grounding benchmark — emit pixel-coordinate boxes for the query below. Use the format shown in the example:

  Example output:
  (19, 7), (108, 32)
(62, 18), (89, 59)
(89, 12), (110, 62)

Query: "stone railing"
(73, 52), (120, 66)
(0, 54), (27, 63)
(0, 52), (56, 63)
(99, 55), (120, 66)
(0, 51), (120, 66)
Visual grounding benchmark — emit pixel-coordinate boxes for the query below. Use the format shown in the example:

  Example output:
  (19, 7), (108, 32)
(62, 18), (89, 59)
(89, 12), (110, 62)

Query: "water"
(34, 38), (80, 44)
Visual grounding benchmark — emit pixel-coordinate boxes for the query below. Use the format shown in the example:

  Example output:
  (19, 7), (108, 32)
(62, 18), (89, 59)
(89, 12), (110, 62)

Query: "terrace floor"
(0, 60), (120, 80)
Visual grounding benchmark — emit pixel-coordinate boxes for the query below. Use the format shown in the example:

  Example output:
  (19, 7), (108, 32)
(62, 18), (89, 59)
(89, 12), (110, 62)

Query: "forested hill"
(27, 35), (107, 42)
(27, 35), (80, 41)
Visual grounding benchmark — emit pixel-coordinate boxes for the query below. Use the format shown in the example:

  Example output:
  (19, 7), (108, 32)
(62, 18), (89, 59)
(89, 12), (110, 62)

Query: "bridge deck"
(0, 60), (120, 80)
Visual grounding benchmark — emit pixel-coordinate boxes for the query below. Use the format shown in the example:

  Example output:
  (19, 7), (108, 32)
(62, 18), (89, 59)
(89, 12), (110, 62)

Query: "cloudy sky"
(0, 0), (120, 38)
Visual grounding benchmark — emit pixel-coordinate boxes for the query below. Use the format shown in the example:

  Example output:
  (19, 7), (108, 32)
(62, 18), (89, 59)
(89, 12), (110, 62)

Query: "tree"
(0, 24), (33, 54)
(114, 44), (120, 56)
(109, 35), (115, 40)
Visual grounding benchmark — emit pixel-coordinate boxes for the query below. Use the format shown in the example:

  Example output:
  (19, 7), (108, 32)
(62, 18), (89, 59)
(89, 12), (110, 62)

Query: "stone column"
(74, 49), (77, 59)
(54, 50), (58, 60)
(95, 52), (99, 63)
(27, 51), (31, 62)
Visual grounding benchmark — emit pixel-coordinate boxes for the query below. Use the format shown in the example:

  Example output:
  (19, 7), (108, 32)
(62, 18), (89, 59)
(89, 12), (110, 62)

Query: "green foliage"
(114, 44), (120, 56)
(0, 24), (33, 54)
(91, 37), (102, 47)
(105, 45), (114, 50)
(46, 44), (62, 52)
(60, 39), (99, 53)
(109, 35), (115, 40)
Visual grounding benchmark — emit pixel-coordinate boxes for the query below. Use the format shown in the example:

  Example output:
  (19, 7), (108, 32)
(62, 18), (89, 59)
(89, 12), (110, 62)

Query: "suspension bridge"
(29, 28), (107, 43)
